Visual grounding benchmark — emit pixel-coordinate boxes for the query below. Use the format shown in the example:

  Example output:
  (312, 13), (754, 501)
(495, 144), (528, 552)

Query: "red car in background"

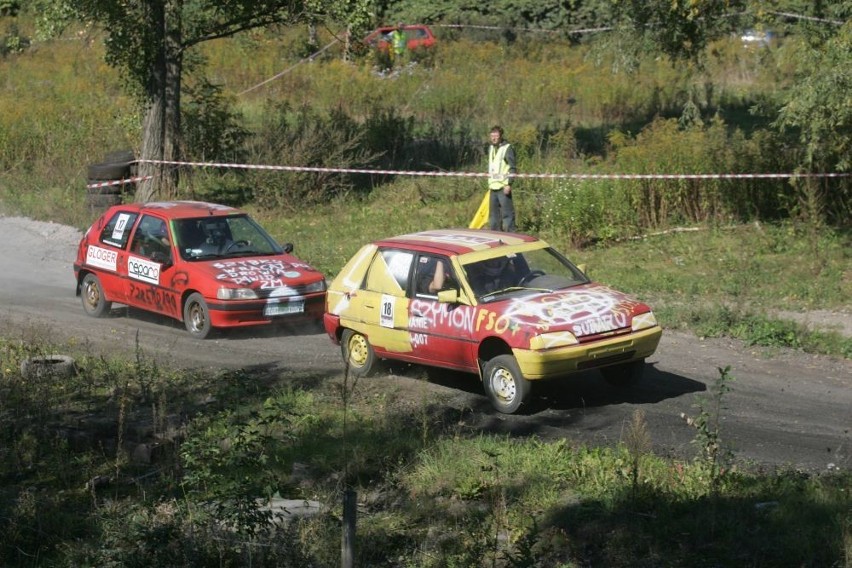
(73, 201), (326, 338)
(363, 24), (437, 52)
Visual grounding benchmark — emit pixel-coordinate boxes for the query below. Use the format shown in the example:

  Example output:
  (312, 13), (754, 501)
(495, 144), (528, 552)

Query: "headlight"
(530, 330), (579, 350)
(302, 279), (327, 294)
(632, 311), (658, 331)
(217, 287), (258, 300)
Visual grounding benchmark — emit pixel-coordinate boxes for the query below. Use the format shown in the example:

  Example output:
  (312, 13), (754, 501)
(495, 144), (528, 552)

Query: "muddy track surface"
(1, 215), (849, 473)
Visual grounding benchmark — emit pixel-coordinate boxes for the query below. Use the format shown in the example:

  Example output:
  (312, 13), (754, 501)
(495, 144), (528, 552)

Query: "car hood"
(486, 283), (651, 338)
(191, 255), (324, 292)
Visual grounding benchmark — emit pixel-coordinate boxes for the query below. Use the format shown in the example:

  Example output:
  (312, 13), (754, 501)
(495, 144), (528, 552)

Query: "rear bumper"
(514, 326), (662, 380)
(323, 313), (341, 344)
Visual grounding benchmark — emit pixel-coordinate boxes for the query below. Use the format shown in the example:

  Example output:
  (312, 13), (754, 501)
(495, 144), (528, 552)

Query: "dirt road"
(1, 215), (849, 473)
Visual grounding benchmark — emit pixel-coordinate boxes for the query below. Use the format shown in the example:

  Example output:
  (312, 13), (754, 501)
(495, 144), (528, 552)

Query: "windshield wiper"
(480, 286), (553, 302)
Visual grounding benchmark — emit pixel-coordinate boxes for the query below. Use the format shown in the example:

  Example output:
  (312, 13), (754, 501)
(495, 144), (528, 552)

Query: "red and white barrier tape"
(86, 175), (153, 189)
(135, 159), (852, 180)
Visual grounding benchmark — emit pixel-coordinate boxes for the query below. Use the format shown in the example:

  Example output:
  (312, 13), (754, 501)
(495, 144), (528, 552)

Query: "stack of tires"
(86, 149), (137, 210)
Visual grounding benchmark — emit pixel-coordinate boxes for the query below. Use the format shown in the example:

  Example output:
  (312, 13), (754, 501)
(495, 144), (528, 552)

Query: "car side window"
(364, 249), (413, 296)
(98, 211), (138, 249)
(129, 215), (172, 261)
(413, 254), (457, 299)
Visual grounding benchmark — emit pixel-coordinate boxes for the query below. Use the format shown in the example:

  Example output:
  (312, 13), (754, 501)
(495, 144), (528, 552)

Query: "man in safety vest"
(390, 23), (407, 67)
(487, 125), (517, 232)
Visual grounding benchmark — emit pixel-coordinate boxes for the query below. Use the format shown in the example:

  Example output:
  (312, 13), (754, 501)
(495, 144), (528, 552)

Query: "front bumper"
(206, 293), (325, 328)
(513, 326), (662, 380)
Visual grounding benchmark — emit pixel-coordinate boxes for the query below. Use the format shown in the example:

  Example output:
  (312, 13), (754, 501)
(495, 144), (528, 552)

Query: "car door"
(85, 209), (139, 303)
(123, 214), (182, 320)
(407, 253), (477, 372)
(348, 248), (414, 356)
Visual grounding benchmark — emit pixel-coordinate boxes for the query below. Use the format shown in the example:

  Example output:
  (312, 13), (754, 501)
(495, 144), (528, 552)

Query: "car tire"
(600, 360), (645, 387)
(341, 329), (377, 377)
(81, 273), (112, 317)
(88, 162), (131, 181)
(483, 354), (530, 414)
(21, 355), (76, 380)
(183, 293), (213, 339)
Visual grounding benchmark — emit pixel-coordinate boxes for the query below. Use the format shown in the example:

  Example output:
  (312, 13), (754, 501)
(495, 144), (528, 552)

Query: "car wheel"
(87, 162), (131, 181)
(483, 354), (530, 414)
(183, 293), (213, 339)
(81, 273), (112, 317)
(341, 329), (377, 377)
(21, 355), (76, 380)
(600, 360), (645, 387)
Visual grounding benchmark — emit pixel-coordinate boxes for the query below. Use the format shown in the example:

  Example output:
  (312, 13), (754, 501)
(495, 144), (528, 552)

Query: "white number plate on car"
(264, 300), (304, 317)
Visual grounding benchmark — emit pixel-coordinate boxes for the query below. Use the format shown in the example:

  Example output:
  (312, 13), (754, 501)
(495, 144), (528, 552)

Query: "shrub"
(243, 102), (381, 209)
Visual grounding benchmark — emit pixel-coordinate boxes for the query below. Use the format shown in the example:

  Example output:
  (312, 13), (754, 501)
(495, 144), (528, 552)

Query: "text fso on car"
(324, 229), (662, 414)
(74, 201), (326, 338)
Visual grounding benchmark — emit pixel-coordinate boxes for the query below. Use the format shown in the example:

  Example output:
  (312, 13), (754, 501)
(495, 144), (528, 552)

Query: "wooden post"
(342, 489), (357, 567)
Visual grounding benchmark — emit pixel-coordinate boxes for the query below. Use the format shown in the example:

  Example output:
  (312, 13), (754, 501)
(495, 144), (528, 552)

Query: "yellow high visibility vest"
(488, 144), (511, 189)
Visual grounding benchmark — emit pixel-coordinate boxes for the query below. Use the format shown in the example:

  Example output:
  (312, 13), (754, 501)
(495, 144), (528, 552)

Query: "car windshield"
(174, 214), (283, 261)
(462, 246), (589, 303)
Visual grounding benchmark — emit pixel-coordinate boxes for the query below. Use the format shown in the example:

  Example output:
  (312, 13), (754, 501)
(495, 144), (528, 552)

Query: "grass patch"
(1, 335), (849, 566)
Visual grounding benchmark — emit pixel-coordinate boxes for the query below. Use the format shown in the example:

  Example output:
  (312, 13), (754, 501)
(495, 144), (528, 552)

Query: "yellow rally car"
(323, 229), (662, 414)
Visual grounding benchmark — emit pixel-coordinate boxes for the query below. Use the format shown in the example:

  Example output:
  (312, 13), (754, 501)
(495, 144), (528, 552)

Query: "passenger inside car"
(416, 256), (450, 296)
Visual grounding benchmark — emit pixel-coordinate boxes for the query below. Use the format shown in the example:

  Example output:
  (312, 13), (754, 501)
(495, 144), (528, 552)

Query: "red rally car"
(74, 201), (326, 338)
(324, 229), (662, 413)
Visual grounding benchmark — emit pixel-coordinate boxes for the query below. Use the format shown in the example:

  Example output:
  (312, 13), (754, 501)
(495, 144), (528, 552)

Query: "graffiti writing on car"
(502, 286), (639, 336)
(129, 283), (179, 316)
(409, 299), (475, 333)
(411, 333), (428, 347)
(417, 231), (504, 247)
(213, 259), (309, 288)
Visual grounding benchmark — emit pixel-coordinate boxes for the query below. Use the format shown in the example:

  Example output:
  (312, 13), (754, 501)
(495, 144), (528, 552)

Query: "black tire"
(81, 273), (112, 317)
(103, 149), (138, 176)
(88, 162), (131, 181)
(341, 329), (377, 377)
(21, 355), (76, 380)
(483, 354), (530, 414)
(600, 360), (645, 387)
(183, 292), (213, 339)
(85, 192), (123, 211)
(103, 149), (135, 163)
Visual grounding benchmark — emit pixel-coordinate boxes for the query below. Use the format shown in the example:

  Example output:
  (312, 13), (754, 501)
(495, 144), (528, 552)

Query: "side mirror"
(283, 243), (294, 254)
(437, 289), (472, 305)
(577, 263), (587, 276)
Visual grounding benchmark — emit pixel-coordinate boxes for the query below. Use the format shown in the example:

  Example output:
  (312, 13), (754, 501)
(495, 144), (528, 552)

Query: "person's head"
(489, 126), (504, 145)
(396, 22), (404, 30)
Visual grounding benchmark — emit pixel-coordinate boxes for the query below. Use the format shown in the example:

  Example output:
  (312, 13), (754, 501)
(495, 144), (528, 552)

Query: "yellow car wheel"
(483, 354), (530, 414)
(341, 329), (377, 377)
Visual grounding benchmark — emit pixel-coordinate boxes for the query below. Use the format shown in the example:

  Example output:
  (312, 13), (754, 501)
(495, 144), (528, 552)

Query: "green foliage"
(0, 0), (18, 16)
(242, 101), (381, 209)
(182, 77), (249, 162)
(180, 398), (296, 537)
(681, 366), (735, 493)
(0, 21), (27, 55)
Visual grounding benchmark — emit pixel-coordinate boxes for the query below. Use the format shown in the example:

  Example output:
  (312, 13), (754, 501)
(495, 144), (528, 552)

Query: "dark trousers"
(489, 188), (516, 232)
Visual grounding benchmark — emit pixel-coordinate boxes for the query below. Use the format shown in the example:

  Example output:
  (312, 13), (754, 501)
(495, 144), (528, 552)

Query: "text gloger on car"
(74, 201), (326, 339)
(323, 229), (662, 414)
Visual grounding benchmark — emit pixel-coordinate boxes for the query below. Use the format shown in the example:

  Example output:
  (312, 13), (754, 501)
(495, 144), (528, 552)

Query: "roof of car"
(109, 201), (241, 219)
(374, 229), (539, 256)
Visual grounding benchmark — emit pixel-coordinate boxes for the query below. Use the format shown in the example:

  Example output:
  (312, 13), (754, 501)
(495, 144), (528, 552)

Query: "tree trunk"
(136, 0), (182, 202)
